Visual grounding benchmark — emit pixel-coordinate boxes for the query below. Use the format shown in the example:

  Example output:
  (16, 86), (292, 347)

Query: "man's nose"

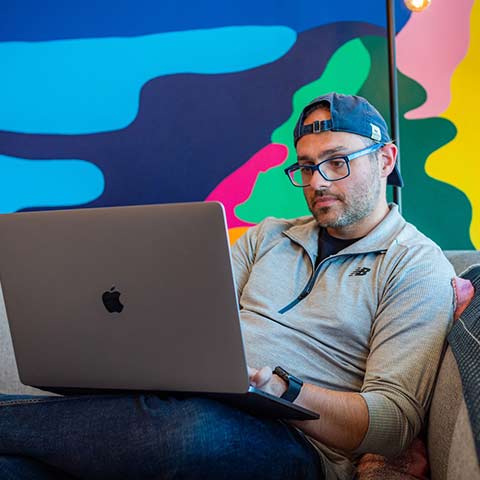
(309, 169), (332, 189)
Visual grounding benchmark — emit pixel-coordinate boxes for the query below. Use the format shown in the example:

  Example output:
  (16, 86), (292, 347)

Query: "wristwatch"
(273, 366), (303, 402)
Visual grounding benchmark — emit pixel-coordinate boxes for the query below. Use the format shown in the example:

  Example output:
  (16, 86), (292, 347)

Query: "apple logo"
(102, 286), (124, 313)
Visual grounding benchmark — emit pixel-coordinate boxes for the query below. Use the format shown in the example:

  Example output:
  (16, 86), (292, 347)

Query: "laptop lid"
(0, 202), (251, 393)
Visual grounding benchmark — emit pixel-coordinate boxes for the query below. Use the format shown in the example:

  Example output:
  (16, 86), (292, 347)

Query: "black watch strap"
(273, 366), (303, 402)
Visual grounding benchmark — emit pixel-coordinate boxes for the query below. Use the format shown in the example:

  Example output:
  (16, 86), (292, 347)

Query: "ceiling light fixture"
(404, 0), (432, 12)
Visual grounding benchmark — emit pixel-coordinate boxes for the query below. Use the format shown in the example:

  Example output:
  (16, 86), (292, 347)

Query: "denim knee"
(139, 396), (323, 480)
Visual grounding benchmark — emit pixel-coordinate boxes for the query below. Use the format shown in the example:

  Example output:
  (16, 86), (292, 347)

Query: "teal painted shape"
(0, 26), (296, 134)
(0, 155), (104, 212)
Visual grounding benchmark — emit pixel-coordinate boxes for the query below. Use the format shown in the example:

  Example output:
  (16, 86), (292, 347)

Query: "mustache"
(313, 190), (343, 201)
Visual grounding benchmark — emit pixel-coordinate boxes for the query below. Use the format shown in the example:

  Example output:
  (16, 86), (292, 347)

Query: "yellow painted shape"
(228, 226), (250, 245)
(426, 1), (480, 247)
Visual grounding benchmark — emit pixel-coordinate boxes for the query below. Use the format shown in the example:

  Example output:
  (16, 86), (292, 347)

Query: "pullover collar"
(283, 204), (406, 262)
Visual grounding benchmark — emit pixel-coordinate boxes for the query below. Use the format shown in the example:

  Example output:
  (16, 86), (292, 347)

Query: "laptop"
(0, 201), (318, 420)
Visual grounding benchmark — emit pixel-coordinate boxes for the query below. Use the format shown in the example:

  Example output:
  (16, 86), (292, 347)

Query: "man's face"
(295, 108), (385, 238)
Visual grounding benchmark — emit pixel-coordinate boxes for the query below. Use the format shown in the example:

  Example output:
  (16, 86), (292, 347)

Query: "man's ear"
(378, 143), (398, 180)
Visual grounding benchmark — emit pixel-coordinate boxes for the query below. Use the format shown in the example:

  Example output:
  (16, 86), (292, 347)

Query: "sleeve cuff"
(354, 391), (418, 457)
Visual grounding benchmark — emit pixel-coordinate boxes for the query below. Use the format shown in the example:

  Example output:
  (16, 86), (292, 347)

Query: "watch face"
(274, 366), (289, 381)
(274, 366), (303, 387)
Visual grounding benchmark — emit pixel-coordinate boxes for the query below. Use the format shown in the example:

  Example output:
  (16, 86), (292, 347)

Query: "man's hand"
(248, 366), (288, 397)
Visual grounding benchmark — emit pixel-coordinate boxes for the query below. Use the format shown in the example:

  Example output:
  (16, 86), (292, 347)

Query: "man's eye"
(329, 160), (346, 169)
(299, 166), (314, 175)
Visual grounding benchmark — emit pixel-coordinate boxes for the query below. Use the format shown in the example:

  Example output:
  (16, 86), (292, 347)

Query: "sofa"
(0, 250), (479, 480)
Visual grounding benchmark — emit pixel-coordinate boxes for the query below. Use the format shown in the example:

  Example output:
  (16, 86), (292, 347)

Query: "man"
(0, 93), (454, 480)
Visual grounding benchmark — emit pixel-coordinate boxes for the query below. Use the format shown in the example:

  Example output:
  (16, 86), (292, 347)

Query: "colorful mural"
(0, 0), (477, 249)
(425, 0), (480, 248)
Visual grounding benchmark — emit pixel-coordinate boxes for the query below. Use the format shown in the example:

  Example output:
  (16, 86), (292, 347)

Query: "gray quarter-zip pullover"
(232, 204), (455, 480)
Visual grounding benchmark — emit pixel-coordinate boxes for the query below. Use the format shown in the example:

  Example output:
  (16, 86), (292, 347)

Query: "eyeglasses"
(284, 143), (384, 187)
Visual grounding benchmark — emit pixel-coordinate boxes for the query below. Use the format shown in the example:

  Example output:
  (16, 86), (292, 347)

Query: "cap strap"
(298, 119), (332, 138)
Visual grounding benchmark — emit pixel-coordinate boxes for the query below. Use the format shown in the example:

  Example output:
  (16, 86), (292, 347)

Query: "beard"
(307, 164), (382, 230)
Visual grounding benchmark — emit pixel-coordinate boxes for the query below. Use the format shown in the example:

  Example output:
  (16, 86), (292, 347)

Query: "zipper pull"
(297, 290), (309, 300)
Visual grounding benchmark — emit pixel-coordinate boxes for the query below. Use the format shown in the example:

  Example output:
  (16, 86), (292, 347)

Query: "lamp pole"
(386, 0), (402, 212)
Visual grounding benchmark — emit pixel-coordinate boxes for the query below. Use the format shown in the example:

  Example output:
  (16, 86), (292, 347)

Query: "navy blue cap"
(293, 93), (403, 187)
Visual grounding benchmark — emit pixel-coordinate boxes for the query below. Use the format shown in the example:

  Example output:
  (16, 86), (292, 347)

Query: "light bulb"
(404, 0), (432, 12)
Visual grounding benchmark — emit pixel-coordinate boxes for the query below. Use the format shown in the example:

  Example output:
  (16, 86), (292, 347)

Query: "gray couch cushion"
(427, 341), (480, 480)
(447, 400), (480, 479)
(0, 284), (46, 395)
(427, 348), (464, 480)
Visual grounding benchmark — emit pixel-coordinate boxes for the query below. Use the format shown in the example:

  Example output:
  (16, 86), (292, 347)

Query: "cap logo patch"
(370, 123), (381, 141)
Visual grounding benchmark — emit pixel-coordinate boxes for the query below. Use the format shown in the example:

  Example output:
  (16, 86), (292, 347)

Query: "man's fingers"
(250, 366), (272, 387)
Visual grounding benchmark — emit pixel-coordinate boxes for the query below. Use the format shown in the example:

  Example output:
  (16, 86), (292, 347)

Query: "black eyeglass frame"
(284, 142), (385, 187)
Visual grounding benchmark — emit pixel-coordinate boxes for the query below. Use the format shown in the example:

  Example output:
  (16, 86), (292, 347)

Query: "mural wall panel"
(0, 0), (477, 248)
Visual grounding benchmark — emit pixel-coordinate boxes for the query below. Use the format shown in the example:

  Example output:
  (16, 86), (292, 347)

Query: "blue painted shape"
(1, 0), (410, 41)
(0, 26), (296, 134)
(0, 155), (104, 212)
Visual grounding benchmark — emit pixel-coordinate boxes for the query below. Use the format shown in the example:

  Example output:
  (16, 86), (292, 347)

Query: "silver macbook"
(0, 202), (318, 420)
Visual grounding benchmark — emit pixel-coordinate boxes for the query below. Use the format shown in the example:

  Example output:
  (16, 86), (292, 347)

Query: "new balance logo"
(349, 267), (371, 276)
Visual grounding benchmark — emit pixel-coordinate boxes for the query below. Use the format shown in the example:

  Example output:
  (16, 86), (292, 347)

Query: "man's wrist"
(271, 374), (289, 397)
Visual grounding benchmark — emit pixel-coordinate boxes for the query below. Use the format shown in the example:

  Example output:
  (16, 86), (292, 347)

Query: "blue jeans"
(0, 394), (325, 479)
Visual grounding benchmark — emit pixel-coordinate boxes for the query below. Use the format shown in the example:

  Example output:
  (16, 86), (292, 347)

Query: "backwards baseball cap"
(293, 92), (403, 187)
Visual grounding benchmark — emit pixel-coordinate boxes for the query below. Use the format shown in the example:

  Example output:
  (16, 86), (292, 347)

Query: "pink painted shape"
(205, 143), (288, 228)
(396, 0), (475, 119)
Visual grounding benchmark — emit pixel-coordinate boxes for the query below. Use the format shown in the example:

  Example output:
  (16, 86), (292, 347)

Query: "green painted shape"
(358, 36), (474, 250)
(235, 38), (371, 223)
